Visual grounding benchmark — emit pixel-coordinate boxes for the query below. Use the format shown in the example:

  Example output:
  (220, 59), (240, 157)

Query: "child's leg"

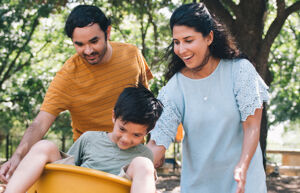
(126, 157), (156, 193)
(4, 140), (61, 193)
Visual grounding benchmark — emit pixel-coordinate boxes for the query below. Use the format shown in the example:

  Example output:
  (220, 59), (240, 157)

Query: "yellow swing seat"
(28, 163), (131, 193)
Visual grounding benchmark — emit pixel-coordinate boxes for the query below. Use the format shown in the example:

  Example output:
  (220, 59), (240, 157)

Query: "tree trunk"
(61, 135), (66, 152)
(260, 103), (268, 169)
(5, 133), (9, 161)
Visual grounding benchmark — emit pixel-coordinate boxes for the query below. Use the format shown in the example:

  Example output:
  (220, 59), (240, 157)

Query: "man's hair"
(65, 5), (111, 39)
(114, 84), (163, 133)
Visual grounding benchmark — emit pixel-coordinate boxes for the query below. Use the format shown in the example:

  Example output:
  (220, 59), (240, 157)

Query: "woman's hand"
(146, 140), (166, 168)
(234, 164), (247, 193)
(234, 108), (263, 193)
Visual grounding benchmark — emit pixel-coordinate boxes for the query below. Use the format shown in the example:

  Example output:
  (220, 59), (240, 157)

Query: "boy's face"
(109, 116), (148, 150)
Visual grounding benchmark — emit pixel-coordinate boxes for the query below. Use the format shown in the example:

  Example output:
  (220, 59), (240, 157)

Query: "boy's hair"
(65, 5), (111, 39)
(114, 84), (163, 133)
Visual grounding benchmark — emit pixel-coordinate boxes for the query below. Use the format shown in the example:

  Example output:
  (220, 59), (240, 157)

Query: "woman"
(147, 3), (268, 193)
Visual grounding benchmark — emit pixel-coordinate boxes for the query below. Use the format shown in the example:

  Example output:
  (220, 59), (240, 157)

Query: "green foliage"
(0, 1), (72, 157)
(0, 0), (66, 89)
(150, 75), (165, 97)
(268, 12), (300, 125)
(90, 0), (178, 72)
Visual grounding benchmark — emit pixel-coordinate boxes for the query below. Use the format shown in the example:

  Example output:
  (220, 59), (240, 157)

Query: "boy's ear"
(112, 110), (115, 123)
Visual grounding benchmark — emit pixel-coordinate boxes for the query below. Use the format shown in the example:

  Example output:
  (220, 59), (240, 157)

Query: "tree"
(200, 0), (300, 167)
(0, 0), (67, 91)
(0, 1), (72, 157)
(50, 112), (73, 152)
(86, 0), (177, 70)
(268, 12), (299, 125)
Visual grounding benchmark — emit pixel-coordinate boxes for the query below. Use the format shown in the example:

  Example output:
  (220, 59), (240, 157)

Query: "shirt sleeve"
(150, 86), (182, 149)
(40, 68), (72, 116)
(233, 59), (269, 121)
(67, 132), (88, 166)
(136, 49), (153, 87)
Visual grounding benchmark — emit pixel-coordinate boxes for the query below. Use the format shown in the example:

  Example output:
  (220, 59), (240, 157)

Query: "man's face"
(109, 116), (148, 150)
(72, 23), (111, 65)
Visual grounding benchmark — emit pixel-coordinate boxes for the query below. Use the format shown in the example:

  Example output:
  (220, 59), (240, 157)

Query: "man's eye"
(186, 40), (193, 43)
(91, 40), (98, 44)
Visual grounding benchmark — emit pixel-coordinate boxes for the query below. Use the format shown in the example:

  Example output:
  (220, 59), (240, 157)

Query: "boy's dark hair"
(114, 84), (163, 133)
(65, 5), (111, 39)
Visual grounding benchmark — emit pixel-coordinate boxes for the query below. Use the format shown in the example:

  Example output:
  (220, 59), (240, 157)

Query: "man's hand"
(0, 184), (6, 193)
(0, 154), (21, 183)
(0, 111), (56, 184)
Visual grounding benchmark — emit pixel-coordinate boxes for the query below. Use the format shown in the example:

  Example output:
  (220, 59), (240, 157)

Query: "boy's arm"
(0, 111), (56, 183)
(67, 133), (88, 166)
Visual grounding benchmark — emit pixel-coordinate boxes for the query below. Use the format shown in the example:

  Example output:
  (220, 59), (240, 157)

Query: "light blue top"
(151, 59), (269, 193)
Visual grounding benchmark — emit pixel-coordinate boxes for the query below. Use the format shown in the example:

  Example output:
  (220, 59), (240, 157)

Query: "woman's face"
(172, 25), (213, 70)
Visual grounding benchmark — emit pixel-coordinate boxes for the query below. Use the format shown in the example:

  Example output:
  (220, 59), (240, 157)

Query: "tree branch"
(285, 1), (300, 16)
(202, 0), (235, 30)
(221, 0), (240, 18)
(13, 40), (50, 74)
(0, 14), (39, 88)
(263, 1), (300, 53)
(276, 0), (285, 17)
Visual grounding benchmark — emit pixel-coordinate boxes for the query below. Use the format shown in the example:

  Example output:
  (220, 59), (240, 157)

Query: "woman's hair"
(164, 3), (247, 81)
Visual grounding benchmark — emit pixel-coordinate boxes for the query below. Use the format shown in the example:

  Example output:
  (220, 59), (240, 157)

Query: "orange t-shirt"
(41, 42), (153, 141)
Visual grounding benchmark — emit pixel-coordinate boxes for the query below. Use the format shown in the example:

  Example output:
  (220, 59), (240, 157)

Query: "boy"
(3, 84), (163, 193)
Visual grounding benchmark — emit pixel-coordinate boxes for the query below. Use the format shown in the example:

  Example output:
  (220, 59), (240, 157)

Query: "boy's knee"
(31, 140), (59, 156)
(128, 157), (155, 175)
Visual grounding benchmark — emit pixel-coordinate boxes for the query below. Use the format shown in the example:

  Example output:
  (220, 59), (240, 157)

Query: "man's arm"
(0, 111), (56, 183)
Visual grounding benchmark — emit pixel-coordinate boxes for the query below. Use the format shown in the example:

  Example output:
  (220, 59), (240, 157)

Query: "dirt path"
(156, 174), (300, 193)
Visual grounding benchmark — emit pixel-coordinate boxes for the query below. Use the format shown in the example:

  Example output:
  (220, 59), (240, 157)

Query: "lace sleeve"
(150, 87), (182, 149)
(234, 60), (269, 121)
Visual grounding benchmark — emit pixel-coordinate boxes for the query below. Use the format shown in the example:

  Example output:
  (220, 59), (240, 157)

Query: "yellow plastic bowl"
(28, 164), (131, 193)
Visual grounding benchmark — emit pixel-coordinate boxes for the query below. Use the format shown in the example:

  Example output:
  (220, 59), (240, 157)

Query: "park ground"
(156, 173), (300, 193)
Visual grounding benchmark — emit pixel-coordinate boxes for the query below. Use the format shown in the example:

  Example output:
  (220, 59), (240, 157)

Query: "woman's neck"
(181, 57), (220, 79)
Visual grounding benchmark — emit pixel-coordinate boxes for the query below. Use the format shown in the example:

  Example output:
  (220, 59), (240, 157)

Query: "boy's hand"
(234, 165), (246, 193)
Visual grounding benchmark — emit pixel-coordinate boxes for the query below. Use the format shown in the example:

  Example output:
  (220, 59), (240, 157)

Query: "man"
(0, 5), (152, 183)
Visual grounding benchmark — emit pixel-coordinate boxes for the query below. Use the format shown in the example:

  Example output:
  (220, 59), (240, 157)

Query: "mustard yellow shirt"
(41, 42), (153, 141)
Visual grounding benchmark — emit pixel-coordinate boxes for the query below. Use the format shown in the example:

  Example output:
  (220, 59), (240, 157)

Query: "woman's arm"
(146, 140), (166, 168)
(234, 108), (262, 193)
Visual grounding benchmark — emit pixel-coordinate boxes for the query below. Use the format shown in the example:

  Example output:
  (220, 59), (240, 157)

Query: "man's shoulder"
(110, 41), (139, 54)
(56, 53), (85, 75)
